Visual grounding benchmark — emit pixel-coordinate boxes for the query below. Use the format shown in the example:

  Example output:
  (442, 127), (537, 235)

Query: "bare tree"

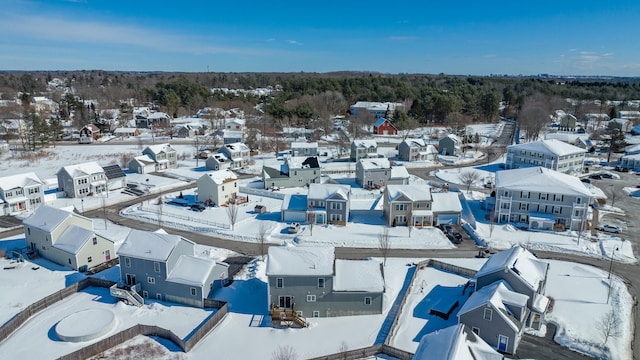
(156, 197), (163, 228)
(408, 207), (413, 237)
(489, 211), (496, 238)
(306, 209), (314, 236)
(271, 345), (297, 360)
(596, 309), (622, 346)
(257, 222), (269, 260)
(458, 169), (481, 193)
(338, 341), (349, 360)
(378, 228), (391, 266)
(226, 203), (238, 230)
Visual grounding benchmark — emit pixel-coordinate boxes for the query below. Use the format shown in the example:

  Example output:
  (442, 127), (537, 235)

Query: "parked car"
(440, 224), (453, 234)
(452, 232), (463, 243)
(596, 224), (621, 233)
(589, 174), (602, 180)
(600, 173), (614, 179)
(580, 178), (591, 184)
(615, 166), (630, 172)
(190, 203), (206, 212)
(287, 222), (301, 234)
(446, 233), (462, 245)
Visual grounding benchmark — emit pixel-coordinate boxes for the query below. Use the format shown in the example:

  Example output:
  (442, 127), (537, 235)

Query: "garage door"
(436, 214), (459, 225)
(283, 211), (307, 223)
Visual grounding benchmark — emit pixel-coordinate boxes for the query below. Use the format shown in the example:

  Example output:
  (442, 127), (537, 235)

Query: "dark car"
(452, 232), (463, 243)
(601, 173), (614, 179)
(589, 174), (602, 180)
(447, 233), (462, 244)
(580, 178), (591, 184)
(615, 166), (630, 172)
(441, 224), (453, 234)
(190, 203), (206, 212)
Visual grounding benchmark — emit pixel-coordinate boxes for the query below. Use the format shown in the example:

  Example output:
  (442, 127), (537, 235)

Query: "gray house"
(350, 139), (378, 161)
(414, 323), (504, 360)
(128, 155), (157, 174)
(57, 162), (107, 198)
(398, 138), (438, 162)
(267, 246), (384, 320)
(205, 153), (232, 171)
(117, 229), (229, 308)
(262, 156), (321, 190)
(307, 183), (350, 225)
(475, 245), (550, 330)
(458, 281), (529, 354)
(439, 134), (461, 156)
(383, 184), (433, 227)
(142, 143), (178, 170)
(290, 142), (318, 157)
(355, 158), (409, 188)
(218, 142), (250, 169)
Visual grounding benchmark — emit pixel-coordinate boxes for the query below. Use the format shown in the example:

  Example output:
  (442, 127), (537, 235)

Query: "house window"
(483, 308), (493, 321)
(364, 297), (372, 305)
(154, 262), (161, 273)
(87, 256), (92, 263)
(142, 291), (148, 298)
(190, 288), (197, 296)
(92, 237), (97, 245)
(276, 278), (284, 288)
(306, 294), (316, 302)
(124, 257), (131, 267)
(330, 214), (342, 222)
(395, 215), (407, 224)
(156, 293), (162, 300)
(395, 204), (408, 211)
(147, 277), (155, 284)
(472, 327), (480, 335)
(27, 228), (30, 235)
(330, 202), (342, 210)
(222, 185), (225, 191)
(313, 311), (320, 318)
(318, 278), (325, 288)
(68, 258), (71, 264)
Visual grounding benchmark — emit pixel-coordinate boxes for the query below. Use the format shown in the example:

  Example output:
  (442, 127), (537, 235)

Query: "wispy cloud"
(287, 40), (303, 46)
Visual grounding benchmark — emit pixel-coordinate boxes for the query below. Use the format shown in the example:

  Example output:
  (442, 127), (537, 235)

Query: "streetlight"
(81, 198), (85, 216)
(607, 246), (619, 304)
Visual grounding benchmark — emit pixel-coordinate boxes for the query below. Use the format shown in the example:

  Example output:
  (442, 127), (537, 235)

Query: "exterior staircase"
(110, 283), (144, 307)
(270, 304), (307, 328)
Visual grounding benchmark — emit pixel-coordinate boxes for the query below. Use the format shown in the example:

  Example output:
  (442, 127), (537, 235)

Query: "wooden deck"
(270, 305), (307, 328)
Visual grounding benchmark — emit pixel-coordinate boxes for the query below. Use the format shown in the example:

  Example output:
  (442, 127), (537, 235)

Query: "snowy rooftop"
(291, 142), (318, 149)
(352, 101), (403, 110)
(281, 194), (308, 212)
(413, 324), (503, 360)
(53, 224), (95, 254)
(117, 229), (190, 262)
(622, 153), (640, 160)
(431, 192), (462, 213)
(475, 246), (549, 292)
(266, 245), (335, 276)
(132, 155), (155, 165)
(166, 255), (222, 287)
(495, 167), (592, 197)
(352, 139), (377, 148)
(386, 184), (432, 202)
(199, 169), (237, 185)
(0, 172), (43, 191)
(458, 281), (528, 332)
(333, 259), (384, 292)
(307, 183), (350, 200)
(22, 205), (75, 233)
(222, 142), (249, 152)
(144, 143), (175, 155)
(390, 166), (410, 179)
(402, 138), (428, 147)
(60, 161), (104, 177)
(507, 139), (585, 156)
(358, 158), (390, 170)
(286, 156), (320, 169)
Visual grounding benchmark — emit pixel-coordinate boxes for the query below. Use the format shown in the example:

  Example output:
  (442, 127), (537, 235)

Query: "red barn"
(373, 118), (398, 135)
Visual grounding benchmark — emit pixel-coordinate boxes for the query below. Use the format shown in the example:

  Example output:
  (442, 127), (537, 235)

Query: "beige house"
(197, 169), (239, 206)
(23, 205), (115, 271)
(383, 185), (433, 227)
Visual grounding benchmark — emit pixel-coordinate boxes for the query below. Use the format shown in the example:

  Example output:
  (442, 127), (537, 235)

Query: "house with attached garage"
(196, 169), (238, 206)
(290, 142), (318, 157)
(474, 245), (550, 331)
(142, 143), (178, 170)
(116, 229), (229, 308)
(217, 142), (250, 169)
(495, 167), (592, 231)
(458, 281), (529, 355)
(399, 138), (438, 162)
(102, 164), (127, 192)
(413, 323), (505, 360)
(383, 185), (461, 227)
(57, 162), (107, 198)
(431, 192), (463, 225)
(306, 183), (351, 225)
(505, 139), (585, 175)
(128, 155), (157, 174)
(350, 139), (378, 161)
(205, 153), (232, 171)
(22, 205), (115, 271)
(0, 172), (45, 215)
(267, 245), (384, 321)
(355, 158), (409, 188)
(262, 156), (321, 190)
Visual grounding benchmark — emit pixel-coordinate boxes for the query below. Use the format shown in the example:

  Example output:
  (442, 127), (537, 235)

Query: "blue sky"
(1, 0), (639, 76)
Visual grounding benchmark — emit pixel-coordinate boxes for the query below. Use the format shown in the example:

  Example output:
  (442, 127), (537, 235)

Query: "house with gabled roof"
(267, 245), (384, 320)
(117, 229), (229, 308)
(218, 142), (250, 169)
(113, 127), (140, 138)
(458, 281), (529, 354)
(142, 143), (178, 170)
(495, 167), (591, 231)
(23, 205), (115, 271)
(197, 169), (238, 206)
(128, 155), (157, 174)
(205, 153), (231, 171)
(355, 158), (409, 188)
(79, 124), (100, 144)
(399, 138), (438, 162)
(290, 142), (318, 157)
(102, 164), (126, 191)
(414, 323), (505, 360)
(350, 139), (378, 161)
(505, 139), (585, 174)
(431, 192), (463, 225)
(474, 245), (550, 331)
(222, 130), (244, 144)
(307, 183), (350, 225)
(372, 117), (398, 135)
(620, 153), (640, 171)
(57, 162), (107, 198)
(383, 184), (433, 227)
(0, 172), (44, 215)
(439, 134), (461, 156)
(262, 156), (321, 190)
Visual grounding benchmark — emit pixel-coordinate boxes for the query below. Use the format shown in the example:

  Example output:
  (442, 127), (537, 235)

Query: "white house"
(398, 138), (438, 162)
(57, 162), (107, 198)
(505, 139), (585, 174)
(0, 172), (45, 215)
(350, 139), (378, 161)
(205, 153), (232, 171)
(290, 142), (318, 157)
(414, 323), (503, 360)
(218, 142), (250, 169)
(128, 155), (157, 174)
(196, 169), (239, 206)
(142, 143), (178, 170)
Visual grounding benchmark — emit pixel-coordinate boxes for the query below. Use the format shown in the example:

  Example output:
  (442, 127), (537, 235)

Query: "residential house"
(57, 162), (107, 198)
(290, 142), (318, 157)
(620, 153), (640, 171)
(558, 113), (577, 129)
(177, 125), (197, 138)
(495, 167), (592, 231)
(113, 127), (140, 138)
(355, 158), (409, 188)
(117, 229), (229, 307)
(79, 124), (100, 144)
(307, 183), (350, 225)
(102, 164), (127, 191)
(142, 143), (178, 170)
(128, 155), (157, 174)
(267, 246), (384, 319)
(225, 118), (246, 131)
(0, 172), (45, 215)
(23, 205), (115, 271)
(197, 169), (238, 206)
(262, 156), (321, 190)
(413, 324), (505, 360)
(383, 185), (433, 227)
(372, 118), (398, 135)
(222, 130), (244, 144)
(205, 153), (232, 171)
(458, 281), (529, 354)
(218, 142), (250, 169)
(474, 245), (550, 331)
(349, 101), (404, 119)
(137, 111), (171, 128)
(281, 194), (309, 223)
(439, 135), (461, 156)
(431, 192), (463, 225)
(399, 138), (438, 162)
(505, 139), (585, 174)
(350, 139), (378, 161)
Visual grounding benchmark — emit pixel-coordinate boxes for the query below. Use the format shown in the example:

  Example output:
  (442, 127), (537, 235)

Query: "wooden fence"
(308, 344), (413, 360)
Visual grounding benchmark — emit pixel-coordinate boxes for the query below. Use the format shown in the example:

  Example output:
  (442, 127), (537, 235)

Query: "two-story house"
(205, 153), (231, 171)
(439, 135), (461, 156)
(197, 169), (238, 206)
(350, 139), (378, 161)
(78, 124), (100, 144)
(458, 281), (529, 354)
(383, 185), (433, 227)
(0, 172), (45, 215)
(414, 323), (504, 360)
(475, 245), (550, 331)
(23, 205), (115, 271)
(142, 143), (178, 170)
(57, 162), (107, 198)
(262, 156), (321, 190)
(116, 229), (229, 308)
(290, 142), (318, 157)
(225, 118), (246, 131)
(372, 118), (398, 135)
(267, 245), (384, 320)
(505, 139), (585, 174)
(218, 142), (250, 169)
(398, 138), (438, 162)
(355, 158), (409, 188)
(495, 167), (592, 231)
(307, 183), (350, 225)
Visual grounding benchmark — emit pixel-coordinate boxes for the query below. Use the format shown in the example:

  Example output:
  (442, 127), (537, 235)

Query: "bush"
(392, 218), (397, 227)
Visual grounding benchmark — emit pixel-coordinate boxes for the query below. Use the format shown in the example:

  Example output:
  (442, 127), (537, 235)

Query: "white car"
(597, 224), (621, 234)
(287, 222), (301, 234)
